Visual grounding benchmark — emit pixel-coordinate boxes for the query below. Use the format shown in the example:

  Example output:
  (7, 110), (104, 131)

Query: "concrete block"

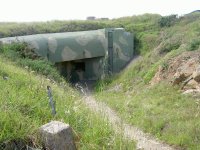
(40, 121), (76, 150)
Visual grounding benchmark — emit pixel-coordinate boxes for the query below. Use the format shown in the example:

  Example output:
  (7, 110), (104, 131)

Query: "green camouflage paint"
(0, 28), (134, 82)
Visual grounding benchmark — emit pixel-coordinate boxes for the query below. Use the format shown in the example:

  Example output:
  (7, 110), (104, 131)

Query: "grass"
(0, 21), (110, 38)
(0, 13), (162, 56)
(0, 43), (63, 82)
(0, 56), (135, 149)
(95, 82), (200, 149)
(0, 13), (200, 56)
(1, 12), (200, 149)
(94, 12), (200, 149)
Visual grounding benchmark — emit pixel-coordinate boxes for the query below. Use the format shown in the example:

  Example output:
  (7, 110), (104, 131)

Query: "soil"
(151, 50), (200, 93)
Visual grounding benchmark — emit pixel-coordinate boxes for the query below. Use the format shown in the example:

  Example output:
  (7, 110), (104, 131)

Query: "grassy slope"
(95, 13), (200, 149)
(0, 14), (162, 56)
(0, 21), (110, 38)
(0, 55), (135, 149)
(1, 12), (200, 149)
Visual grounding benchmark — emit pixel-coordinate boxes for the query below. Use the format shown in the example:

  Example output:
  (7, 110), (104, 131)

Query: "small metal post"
(47, 86), (56, 116)
(108, 31), (113, 75)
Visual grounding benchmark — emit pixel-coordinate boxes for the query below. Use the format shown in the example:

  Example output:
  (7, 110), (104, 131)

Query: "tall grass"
(95, 82), (200, 149)
(0, 56), (135, 149)
(0, 43), (63, 82)
(94, 12), (200, 149)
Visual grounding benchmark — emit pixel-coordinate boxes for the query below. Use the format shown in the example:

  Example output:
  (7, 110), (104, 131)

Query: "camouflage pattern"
(0, 28), (133, 82)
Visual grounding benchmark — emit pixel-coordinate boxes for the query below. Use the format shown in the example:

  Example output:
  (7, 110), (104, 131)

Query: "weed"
(94, 13), (200, 149)
(0, 43), (63, 82)
(188, 39), (200, 51)
(95, 82), (200, 149)
(161, 61), (169, 70)
(0, 56), (135, 149)
(158, 14), (178, 27)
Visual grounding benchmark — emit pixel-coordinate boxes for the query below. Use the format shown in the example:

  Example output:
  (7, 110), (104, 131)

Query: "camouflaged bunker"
(0, 28), (133, 83)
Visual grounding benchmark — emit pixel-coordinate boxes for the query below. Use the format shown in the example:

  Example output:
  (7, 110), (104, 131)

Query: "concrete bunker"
(0, 28), (134, 83)
(56, 57), (104, 83)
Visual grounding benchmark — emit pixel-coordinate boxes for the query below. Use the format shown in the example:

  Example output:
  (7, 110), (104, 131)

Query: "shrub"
(161, 42), (181, 53)
(158, 15), (178, 27)
(0, 43), (63, 82)
(188, 39), (200, 51)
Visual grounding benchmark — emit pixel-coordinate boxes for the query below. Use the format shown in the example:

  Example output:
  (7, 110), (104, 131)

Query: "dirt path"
(82, 95), (175, 150)
(77, 57), (175, 149)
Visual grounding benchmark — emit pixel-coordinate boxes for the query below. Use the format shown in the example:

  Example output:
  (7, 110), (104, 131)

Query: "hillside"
(0, 51), (135, 149)
(0, 12), (200, 149)
(94, 12), (200, 149)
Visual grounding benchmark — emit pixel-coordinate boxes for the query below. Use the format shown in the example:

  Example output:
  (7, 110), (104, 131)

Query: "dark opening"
(74, 62), (85, 71)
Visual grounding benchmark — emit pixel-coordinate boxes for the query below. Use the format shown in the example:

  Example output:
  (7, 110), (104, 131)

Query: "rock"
(183, 89), (200, 94)
(193, 66), (200, 82)
(183, 79), (199, 90)
(150, 66), (163, 85)
(40, 121), (76, 150)
(172, 73), (187, 85)
(151, 51), (200, 87)
(178, 64), (194, 78)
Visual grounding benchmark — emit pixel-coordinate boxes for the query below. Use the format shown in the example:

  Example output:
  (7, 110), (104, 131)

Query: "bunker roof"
(0, 28), (130, 63)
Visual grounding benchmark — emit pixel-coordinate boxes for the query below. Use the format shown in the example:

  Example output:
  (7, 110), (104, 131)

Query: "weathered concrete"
(40, 121), (76, 150)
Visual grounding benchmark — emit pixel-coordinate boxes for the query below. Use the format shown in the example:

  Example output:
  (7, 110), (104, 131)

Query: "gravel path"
(76, 56), (176, 150)
(82, 95), (176, 150)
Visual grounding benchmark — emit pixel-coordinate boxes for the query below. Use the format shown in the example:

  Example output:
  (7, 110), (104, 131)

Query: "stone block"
(40, 121), (76, 150)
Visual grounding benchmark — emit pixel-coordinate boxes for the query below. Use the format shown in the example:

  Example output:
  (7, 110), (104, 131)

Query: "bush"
(161, 42), (181, 53)
(0, 43), (36, 58)
(0, 43), (63, 82)
(158, 15), (178, 27)
(188, 39), (200, 51)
